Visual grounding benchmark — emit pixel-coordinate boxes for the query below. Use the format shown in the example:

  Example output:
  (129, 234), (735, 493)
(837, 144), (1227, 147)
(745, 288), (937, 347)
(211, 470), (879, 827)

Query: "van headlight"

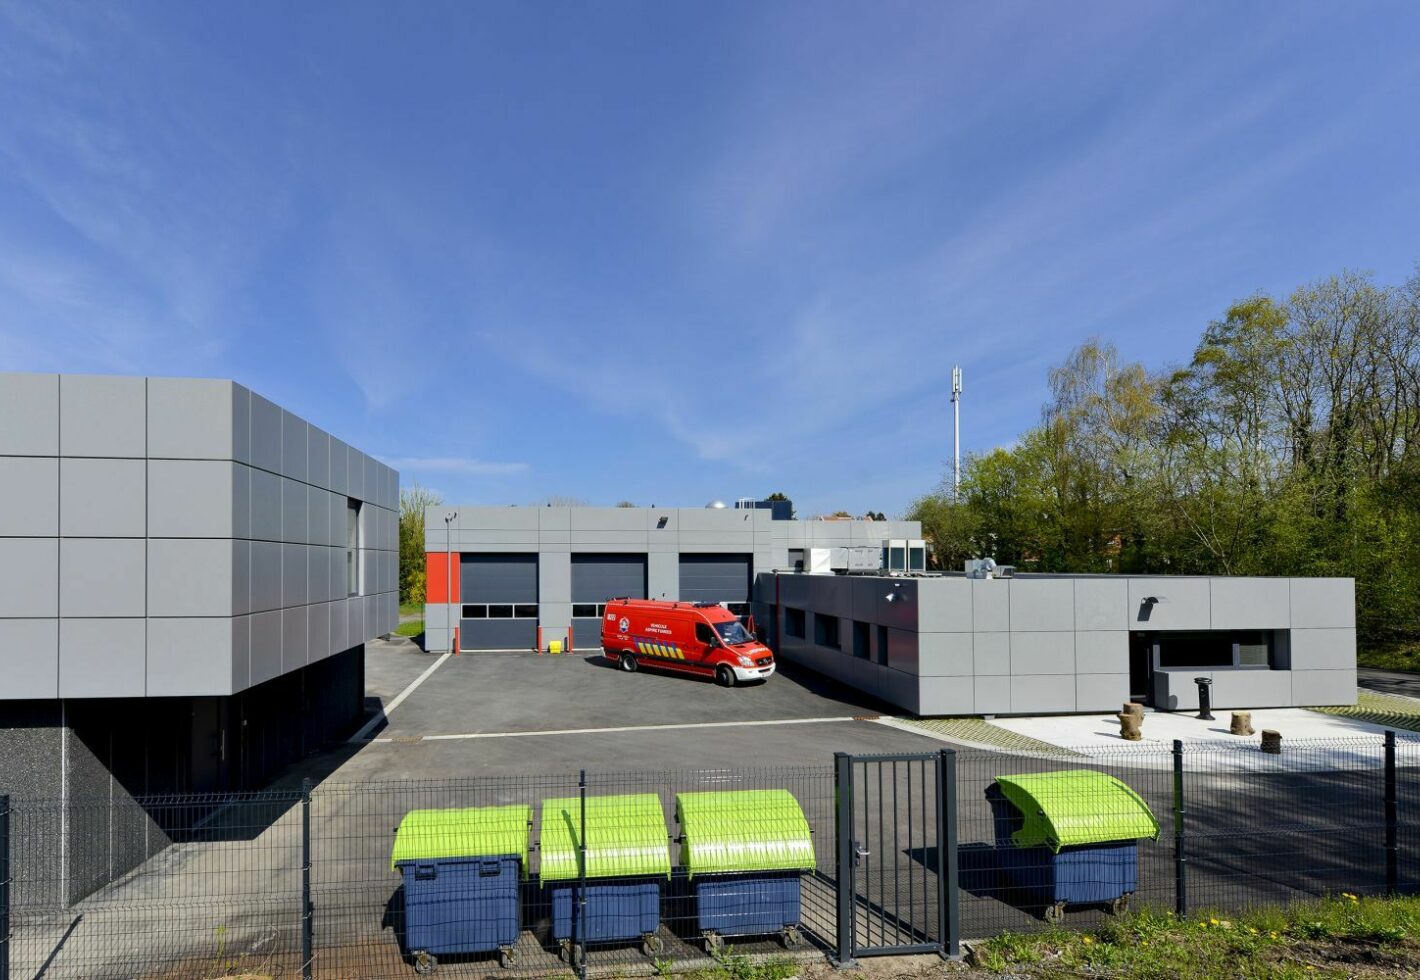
(737, 655), (754, 667)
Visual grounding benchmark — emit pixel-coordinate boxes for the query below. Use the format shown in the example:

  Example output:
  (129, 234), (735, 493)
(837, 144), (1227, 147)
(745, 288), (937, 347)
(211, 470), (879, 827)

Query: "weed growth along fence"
(2, 733), (1419, 979)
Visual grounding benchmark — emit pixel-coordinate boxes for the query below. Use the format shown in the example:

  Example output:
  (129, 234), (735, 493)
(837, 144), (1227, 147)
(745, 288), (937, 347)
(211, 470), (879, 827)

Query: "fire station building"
(421, 503), (923, 653)
(422, 503), (1357, 717)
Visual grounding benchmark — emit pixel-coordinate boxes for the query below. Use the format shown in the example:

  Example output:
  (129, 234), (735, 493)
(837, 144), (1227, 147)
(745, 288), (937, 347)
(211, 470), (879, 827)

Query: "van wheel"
(715, 665), (735, 687)
(620, 652), (638, 672)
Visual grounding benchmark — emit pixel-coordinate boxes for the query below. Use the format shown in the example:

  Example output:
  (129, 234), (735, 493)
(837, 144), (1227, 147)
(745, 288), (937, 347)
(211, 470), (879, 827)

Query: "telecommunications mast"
(951, 366), (963, 499)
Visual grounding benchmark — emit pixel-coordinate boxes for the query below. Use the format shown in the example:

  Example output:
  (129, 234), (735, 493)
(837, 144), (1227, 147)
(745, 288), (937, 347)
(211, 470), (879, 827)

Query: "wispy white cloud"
(383, 456), (530, 477)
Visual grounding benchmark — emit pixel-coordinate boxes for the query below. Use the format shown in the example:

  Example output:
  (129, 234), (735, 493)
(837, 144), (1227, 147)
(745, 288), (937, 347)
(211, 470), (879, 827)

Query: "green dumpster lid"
(994, 770), (1159, 852)
(539, 794), (672, 882)
(676, 790), (815, 877)
(390, 804), (533, 871)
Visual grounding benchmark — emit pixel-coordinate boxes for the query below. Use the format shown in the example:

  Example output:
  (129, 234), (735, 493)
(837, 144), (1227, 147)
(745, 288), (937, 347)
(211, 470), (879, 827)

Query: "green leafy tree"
(912, 268), (1420, 654)
(399, 485), (443, 605)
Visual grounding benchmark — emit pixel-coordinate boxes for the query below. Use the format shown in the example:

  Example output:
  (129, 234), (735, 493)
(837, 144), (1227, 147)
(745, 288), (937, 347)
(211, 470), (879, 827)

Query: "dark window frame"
(852, 620), (871, 660)
(784, 607), (806, 639)
(814, 613), (841, 650)
(1153, 630), (1277, 670)
(346, 498), (361, 597)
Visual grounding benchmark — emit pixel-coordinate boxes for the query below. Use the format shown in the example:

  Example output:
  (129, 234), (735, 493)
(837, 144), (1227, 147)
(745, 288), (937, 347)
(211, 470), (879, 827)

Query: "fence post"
(833, 752), (856, 967)
(301, 779), (313, 980)
(1172, 739), (1187, 918)
(1385, 730), (1398, 896)
(1, 794), (10, 980)
(577, 769), (588, 980)
(936, 749), (959, 960)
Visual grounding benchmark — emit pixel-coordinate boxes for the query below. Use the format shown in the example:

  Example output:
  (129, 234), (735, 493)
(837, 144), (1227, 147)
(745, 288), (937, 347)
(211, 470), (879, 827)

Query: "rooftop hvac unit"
(846, 547), (882, 572)
(884, 539), (926, 573)
(808, 547), (883, 574)
(965, 558), (1015, 579)
(908, 539), (926, 572)
(885, 539), (908, 572)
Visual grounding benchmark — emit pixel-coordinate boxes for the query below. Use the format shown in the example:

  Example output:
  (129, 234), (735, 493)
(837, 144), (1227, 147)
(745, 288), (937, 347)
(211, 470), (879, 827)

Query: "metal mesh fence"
(3, 734), (1420, 978)
(7, 791), (305, 979)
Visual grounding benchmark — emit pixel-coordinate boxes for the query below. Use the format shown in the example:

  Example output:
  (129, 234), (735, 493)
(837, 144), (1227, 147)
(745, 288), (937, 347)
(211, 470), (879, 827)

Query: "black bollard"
(1194, 676), (1214, 721)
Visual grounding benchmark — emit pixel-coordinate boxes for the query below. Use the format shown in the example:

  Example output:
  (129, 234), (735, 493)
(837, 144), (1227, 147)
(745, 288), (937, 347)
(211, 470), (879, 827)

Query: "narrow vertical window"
(346, 498), (361, 596)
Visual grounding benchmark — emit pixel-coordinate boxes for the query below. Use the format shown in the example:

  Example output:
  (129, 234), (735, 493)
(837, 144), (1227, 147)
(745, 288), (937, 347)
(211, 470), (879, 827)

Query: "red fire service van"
(602, 598), (775, 686)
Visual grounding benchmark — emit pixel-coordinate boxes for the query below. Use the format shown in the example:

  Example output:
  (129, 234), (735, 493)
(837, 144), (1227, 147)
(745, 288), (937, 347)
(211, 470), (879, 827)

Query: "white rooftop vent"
(965, 557), (1012, 579)
(706, 500), (728, 509)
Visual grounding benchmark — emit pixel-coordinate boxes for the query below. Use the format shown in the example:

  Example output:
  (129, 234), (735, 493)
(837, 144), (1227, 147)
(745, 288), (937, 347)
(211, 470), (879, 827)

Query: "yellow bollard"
(548, 640), (562, 655)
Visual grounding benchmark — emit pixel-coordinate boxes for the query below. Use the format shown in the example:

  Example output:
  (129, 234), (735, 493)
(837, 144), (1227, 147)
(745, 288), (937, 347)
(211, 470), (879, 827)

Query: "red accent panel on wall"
(425, 553), (460, 604)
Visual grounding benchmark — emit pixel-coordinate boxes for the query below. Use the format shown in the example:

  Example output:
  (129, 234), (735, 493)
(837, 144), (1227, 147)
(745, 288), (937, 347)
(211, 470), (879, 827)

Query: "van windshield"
(714, 621), (754, 645)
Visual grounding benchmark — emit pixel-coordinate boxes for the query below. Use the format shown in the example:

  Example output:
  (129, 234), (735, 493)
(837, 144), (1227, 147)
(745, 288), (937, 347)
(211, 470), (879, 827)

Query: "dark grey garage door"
(678, 553), (752, 608)
(459, 553), (538, 650)
(571, 554), (647, 650)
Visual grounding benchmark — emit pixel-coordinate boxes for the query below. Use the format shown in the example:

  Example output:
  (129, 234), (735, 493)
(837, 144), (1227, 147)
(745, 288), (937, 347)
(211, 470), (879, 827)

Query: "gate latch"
(854, 843), (870, 866)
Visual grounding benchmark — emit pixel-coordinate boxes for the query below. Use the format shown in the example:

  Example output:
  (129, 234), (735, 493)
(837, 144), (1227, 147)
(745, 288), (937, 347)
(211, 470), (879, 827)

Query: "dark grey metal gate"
(834, 750), (958, 964)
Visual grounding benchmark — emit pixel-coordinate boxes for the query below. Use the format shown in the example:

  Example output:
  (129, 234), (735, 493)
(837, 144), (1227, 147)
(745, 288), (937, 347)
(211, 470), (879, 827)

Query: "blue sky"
(2, 2), (1417, 516)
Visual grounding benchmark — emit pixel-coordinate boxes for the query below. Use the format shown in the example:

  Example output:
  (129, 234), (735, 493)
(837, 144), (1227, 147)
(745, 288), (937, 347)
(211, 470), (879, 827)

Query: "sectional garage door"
(571, 554), (647, 650)
(678, 553), (752, 608)
(459, 553), (538, 650)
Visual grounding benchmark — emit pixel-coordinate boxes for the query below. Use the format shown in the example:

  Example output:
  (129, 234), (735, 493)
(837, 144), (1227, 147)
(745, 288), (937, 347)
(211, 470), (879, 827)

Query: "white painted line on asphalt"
(349, 653), (453, 743)
(370, 715), (862, 743)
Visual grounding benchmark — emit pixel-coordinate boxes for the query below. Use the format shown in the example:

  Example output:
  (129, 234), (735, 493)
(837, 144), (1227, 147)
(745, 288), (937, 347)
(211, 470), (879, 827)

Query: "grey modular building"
(0, 372), (398, 900)
(769, 571), (1358, 715)
(422, 503), (922, 652)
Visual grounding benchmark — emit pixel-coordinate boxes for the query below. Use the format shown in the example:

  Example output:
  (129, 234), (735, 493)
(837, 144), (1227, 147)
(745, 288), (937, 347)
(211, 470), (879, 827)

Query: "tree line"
(908, 268), (1420, 651)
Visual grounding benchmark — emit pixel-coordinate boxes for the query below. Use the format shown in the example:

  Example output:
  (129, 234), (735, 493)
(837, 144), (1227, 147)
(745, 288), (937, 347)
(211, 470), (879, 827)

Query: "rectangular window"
(853, 621), (870, 660)
(1154, 631), (1279, 669)
(814, 614), (841, 649)
(573, 603), (598, 618)
(461, 604), (487, 619)
(876, 625), (889, 665)
(513, 604), (539, 619)
(488, 605), (513, 619)
(346, 499), (361, 596)
(784, 607), (806, 639)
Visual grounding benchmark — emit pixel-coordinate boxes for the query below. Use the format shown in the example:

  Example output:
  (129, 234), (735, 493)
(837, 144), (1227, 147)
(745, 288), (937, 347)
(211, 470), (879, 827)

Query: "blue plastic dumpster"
(539, 793), (672, 965)
(986, 770), (1159, 923)
(675, 789), (815, 951)
(391, 804), (533, 974)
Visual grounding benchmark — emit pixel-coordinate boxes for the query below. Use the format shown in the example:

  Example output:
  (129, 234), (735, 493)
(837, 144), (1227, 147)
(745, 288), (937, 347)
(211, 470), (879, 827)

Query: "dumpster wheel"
(498, 946), (517, 969)
(413, 950), (438, 975)
(641, 933), (664, 957)
(1043, 902), (1066, 924)
(779, 926), (803, 948)
(1109, 893), (1132, 916)
(703, 930), (725, 954)
(559, 941), (585, 967)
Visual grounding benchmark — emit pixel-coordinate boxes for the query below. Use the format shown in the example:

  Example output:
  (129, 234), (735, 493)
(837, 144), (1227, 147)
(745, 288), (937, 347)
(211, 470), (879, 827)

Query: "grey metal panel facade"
(0, 372), (400, 701)
(772, 571), (1357, 717)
